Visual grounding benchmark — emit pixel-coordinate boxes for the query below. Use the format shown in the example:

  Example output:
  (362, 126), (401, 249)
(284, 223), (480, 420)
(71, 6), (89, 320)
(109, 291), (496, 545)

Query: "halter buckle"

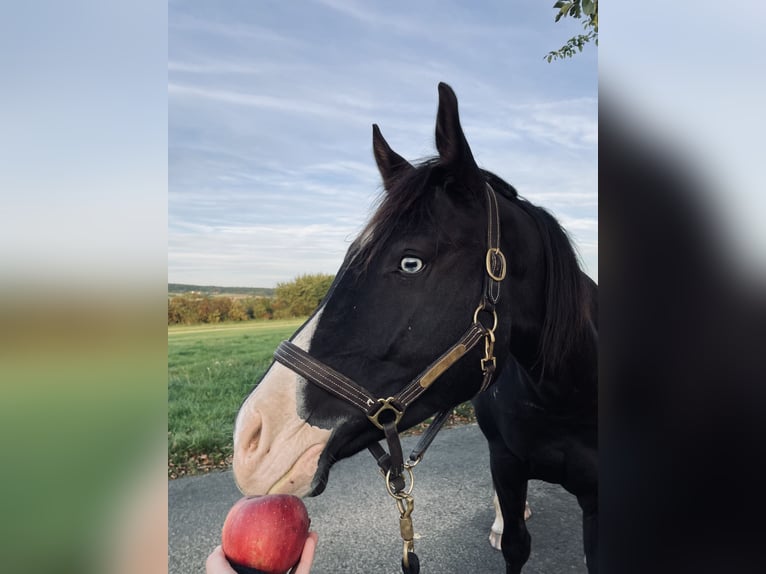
(368, 397), (405, 430)
(486, 247), (507, 281)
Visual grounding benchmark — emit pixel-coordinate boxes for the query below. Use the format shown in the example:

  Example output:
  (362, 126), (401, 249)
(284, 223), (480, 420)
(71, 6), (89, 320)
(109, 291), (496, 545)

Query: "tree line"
(168, 283), (274, 297)
(167, 273), (335, 325)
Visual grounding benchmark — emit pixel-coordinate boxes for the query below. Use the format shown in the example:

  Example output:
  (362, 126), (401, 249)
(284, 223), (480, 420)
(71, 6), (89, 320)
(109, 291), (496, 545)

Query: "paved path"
(169, 424), (586, 574)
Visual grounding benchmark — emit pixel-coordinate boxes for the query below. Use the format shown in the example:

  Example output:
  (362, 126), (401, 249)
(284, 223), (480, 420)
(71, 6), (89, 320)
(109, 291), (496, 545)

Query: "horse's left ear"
(435, 82), (484, 194)
(373, 124), (413, 191)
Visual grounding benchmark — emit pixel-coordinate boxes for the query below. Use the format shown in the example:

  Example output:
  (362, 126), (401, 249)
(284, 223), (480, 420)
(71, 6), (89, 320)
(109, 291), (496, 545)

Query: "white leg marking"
(489, 490), (504, 550)
(488, 490), (532, 551)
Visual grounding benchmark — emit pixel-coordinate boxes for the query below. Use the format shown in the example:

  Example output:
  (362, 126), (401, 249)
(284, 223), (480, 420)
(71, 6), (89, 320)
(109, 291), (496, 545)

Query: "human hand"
(206, 531), (319, 574)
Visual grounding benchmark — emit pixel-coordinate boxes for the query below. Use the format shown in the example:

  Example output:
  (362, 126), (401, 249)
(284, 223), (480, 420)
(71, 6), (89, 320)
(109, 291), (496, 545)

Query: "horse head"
(232, 83), (550, 497)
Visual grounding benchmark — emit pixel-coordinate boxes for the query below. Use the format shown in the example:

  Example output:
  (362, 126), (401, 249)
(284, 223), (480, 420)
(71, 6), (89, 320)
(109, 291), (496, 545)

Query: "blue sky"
(169, 0), (597, 287)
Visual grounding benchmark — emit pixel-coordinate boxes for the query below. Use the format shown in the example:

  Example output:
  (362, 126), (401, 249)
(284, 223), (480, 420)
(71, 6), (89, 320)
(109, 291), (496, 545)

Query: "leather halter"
(273, 184), (506, 573)
(273, 183), (506, 439)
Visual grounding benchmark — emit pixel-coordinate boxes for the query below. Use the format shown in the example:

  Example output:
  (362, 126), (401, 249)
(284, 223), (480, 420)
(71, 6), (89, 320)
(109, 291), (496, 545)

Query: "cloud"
(168, 83), (373, 124)
(169, 221), (357, 286)
(169, 1), (597, 286)
(169, 13), (305, 47)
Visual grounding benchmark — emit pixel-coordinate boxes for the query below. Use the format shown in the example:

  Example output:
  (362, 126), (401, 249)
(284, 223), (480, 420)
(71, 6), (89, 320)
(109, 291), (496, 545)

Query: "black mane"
(483, 171), (590, 375)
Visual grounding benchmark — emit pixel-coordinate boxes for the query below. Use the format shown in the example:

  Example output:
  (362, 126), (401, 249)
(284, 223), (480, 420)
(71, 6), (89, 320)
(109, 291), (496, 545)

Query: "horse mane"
(355, 161), (589, 375)
(485, 171), (590, 375)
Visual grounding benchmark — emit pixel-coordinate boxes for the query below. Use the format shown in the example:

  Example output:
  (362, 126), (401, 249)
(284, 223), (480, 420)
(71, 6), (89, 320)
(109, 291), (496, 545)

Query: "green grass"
(168, 318), (305, 476)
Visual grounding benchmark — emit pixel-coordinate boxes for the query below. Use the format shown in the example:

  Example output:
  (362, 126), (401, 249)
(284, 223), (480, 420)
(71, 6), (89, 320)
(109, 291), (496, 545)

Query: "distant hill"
(168, 283), (274, 298)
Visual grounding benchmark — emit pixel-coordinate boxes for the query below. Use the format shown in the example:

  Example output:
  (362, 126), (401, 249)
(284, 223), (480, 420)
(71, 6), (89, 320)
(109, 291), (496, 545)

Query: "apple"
(221, 495), (311, 574)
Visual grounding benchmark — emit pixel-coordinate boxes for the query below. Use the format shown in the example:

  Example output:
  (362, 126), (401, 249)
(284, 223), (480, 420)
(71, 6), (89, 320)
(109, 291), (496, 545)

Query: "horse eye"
(400, 256), (424, 274)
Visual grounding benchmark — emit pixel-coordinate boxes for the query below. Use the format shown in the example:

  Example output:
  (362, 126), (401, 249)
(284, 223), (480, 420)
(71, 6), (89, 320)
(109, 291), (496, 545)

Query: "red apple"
(221, 495), (311, 574)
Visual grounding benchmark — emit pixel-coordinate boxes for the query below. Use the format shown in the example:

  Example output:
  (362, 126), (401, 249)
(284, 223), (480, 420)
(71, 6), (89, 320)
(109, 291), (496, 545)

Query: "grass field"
(168, 318), (305, 477)
(168, 317), (477, 478)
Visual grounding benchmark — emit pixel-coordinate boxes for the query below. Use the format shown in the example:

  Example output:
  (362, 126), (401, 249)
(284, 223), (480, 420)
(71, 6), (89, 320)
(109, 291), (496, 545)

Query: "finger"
(293, 531), (319, 574)
(206, 545), (236, 574)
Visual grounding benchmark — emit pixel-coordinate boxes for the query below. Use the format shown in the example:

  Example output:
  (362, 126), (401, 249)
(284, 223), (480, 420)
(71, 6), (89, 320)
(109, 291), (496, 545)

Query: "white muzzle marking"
(232, 310), (334, 497)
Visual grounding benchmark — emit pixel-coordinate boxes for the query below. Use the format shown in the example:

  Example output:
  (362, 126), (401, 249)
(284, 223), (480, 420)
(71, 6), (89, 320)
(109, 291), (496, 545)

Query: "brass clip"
(398, 495), (415, 568)
(481, 328), (496, 372)
(396, 494), (414, 518)
(400, 514), (414, 541)
(481, 355), (497, 372)
(403, 539), (415, 568)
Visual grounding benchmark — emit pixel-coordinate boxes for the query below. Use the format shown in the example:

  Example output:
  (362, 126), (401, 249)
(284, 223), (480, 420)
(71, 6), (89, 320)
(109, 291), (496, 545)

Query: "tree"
(228, 299), (249, 321)
(273, 274), (334, 318)
(168, 294), (202, 324)
(545, 0), (598, 62)
(167, 294), (249, 324)
(245, 296), (274, 320)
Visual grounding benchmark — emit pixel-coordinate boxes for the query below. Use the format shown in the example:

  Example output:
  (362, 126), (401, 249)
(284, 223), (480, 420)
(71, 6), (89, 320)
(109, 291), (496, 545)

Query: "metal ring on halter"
(473, 303), (498, 332)
(368, 397), (405, 430)
(405, 455), (422, 468)
(385, 466), (415, 498)
(485, 247), (507, 281)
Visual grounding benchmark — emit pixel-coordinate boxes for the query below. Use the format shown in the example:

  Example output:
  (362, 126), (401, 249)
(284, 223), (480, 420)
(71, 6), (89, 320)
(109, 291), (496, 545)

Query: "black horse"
(232, 83), (598, 573)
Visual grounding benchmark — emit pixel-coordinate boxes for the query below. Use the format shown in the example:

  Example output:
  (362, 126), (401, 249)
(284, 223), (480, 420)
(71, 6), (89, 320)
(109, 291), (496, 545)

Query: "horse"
(232, 83), (598, 574)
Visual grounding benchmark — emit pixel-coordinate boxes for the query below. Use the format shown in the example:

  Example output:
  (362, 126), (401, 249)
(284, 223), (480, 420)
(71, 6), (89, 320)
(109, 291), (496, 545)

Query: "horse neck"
(498, 199), (598, 393)
(497, 198), (546, 368)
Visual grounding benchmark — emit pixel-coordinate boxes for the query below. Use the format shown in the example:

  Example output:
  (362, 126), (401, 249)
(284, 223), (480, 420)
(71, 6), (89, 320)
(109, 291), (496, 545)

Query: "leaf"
(553, 0), (573, 22)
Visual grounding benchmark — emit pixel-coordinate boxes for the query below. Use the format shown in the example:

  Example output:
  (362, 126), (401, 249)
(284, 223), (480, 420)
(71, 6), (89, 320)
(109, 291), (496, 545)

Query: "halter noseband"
(272, 183), (506, 572)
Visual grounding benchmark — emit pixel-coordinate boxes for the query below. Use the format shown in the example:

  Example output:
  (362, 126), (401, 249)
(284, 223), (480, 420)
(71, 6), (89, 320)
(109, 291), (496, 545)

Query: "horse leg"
(577, 491), (598, 573)
(489, 447), (531, 574)
(489, 490), (532, 550)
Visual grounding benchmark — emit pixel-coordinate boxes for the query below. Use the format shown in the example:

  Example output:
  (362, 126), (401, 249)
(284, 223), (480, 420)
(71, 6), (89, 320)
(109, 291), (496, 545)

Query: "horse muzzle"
(232, 361), (332, 497)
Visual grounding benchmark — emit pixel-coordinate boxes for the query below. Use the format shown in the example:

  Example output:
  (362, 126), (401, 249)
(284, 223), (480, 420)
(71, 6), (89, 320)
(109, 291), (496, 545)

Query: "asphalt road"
(169, 424), (586, 574)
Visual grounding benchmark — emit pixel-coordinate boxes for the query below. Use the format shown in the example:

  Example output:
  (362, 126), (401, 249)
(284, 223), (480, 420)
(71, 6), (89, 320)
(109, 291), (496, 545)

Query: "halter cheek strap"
(485, 183), (506, 305)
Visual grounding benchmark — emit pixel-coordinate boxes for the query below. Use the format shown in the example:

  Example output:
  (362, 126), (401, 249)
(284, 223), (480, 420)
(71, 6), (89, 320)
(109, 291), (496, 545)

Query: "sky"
(169, 0), (598, 288)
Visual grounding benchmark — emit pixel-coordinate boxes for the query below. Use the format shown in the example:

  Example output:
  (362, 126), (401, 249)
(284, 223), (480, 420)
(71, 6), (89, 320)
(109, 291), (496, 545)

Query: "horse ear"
(435, 82), (483, 193)
(372, 124), (413, 191)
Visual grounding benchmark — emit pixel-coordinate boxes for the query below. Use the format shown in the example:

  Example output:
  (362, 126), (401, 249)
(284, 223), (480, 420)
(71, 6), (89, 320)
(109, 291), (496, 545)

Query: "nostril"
(244, 411), (262, 453)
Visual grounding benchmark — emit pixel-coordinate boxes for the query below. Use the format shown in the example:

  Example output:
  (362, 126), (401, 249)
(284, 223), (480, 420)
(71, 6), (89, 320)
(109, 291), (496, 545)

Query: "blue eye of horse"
(400, 257), (424, 274)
